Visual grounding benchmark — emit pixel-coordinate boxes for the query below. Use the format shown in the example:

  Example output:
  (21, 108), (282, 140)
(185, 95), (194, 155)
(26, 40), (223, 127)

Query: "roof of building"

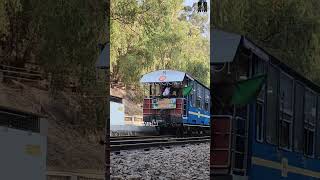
(0, 105), (46, 118)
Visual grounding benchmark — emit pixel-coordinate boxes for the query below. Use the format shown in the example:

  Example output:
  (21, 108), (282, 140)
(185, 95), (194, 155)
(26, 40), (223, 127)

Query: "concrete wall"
(0, 126), (47, 180)
(110, 101), (125, 126)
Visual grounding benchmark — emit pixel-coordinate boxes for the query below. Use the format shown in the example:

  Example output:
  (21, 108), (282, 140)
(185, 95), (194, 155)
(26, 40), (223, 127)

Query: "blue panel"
(248, 100), (320, 180)
(183, 103), (210, 126)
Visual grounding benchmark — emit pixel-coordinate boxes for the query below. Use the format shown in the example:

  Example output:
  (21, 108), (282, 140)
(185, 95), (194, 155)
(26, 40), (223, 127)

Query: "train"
(140, 70), (210, 136)
(211, 29), (320, 180)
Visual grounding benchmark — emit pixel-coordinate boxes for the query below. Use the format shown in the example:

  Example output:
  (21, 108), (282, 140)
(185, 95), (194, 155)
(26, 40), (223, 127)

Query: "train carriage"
(211, 29), (320, 180)
(140, 70), (210, 135)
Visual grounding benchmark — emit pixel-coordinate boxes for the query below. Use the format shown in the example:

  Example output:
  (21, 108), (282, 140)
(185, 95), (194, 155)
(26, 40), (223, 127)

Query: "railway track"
(111, 136), (210, 151)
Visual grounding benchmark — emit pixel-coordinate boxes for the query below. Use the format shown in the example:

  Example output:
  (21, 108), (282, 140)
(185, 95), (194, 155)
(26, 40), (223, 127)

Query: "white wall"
(0, 125), (47, 180)
(110, 101), (125, 126)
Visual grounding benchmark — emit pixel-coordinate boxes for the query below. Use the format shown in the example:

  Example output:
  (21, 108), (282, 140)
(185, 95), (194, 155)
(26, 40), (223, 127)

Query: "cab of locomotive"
(140, 70), (191, 127)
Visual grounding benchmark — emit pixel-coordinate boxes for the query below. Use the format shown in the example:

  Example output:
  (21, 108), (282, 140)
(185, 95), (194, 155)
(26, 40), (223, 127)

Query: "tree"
(211, 0), (320, 84)
(110, 0), (210, 87)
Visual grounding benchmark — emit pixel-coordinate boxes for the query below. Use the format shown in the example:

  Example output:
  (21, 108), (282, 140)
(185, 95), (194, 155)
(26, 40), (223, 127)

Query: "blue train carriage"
(211, 29), (320, 180)
(139, 70), (210, 136)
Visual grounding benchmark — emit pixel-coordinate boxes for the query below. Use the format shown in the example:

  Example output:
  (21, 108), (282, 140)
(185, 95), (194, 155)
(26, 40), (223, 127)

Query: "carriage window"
(279, 72), (293, 149)
(294, 82), (304, 152)
(266, 64), (279, 145)
(189, 81), (195, 107)
(304, 89), (316, 156)
(254, 56), (266, 142)
(196, 83), (202, 108)
(204, 90), (209, 111)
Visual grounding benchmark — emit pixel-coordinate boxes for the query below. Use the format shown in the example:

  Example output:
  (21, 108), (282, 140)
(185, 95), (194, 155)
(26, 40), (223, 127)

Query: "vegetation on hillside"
(212, 0), (320, 84)
(0, 0), (107, 129)
(110, 0), (210, 87)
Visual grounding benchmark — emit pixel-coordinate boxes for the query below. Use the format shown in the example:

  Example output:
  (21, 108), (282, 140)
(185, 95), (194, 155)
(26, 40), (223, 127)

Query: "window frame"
(196, 83), (202, 108)
(265, 62), (279, 145)
(304, 88), (317, 157)
(256, 100), (265, 143)
(293, 81), (305, 153)
(278, 71), (294, 151)
(253, 54), (266, 143)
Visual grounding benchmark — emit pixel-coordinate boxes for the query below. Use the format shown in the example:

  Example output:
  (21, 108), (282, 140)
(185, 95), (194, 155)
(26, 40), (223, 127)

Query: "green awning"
(182, 86), (193, 96)
(231, 74), (266, 106)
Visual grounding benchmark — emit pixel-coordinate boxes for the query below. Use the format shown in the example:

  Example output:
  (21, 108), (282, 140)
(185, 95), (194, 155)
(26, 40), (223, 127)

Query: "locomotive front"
(140, 70), (189, 129)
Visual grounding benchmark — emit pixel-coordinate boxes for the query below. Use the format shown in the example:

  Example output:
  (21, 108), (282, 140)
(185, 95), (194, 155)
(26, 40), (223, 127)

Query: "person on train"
(162, 86), (170, 97)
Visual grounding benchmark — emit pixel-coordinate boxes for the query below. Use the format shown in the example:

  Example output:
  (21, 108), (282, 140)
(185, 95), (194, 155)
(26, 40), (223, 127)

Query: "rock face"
(111, 143), (210, 180)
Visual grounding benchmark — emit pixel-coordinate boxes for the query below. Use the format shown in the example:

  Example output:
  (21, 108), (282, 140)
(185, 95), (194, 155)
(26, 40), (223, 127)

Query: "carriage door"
(211, 115), (233, 175)
(231, 111), (249, 176)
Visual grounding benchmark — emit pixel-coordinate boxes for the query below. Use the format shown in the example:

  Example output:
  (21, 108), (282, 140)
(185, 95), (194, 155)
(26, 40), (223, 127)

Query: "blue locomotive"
(211, 29), (320, 180)
(140, 70), (210, 136)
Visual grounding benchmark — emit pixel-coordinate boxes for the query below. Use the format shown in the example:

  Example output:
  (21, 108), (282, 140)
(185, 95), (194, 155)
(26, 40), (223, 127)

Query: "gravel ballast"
(111, 143), (210, 180)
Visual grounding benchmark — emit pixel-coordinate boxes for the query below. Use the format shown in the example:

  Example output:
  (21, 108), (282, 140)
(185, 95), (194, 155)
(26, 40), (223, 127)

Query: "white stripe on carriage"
(252, 156), (320, 178)
(188, 111), (210, 118)
(183, 124), (210, 128)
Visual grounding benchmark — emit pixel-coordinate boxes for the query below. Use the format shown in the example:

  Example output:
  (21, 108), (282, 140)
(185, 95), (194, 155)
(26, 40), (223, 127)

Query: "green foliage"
(110, 0), (210, 87)
(211, 0), (320, 84)
(0, 0), (107, 129)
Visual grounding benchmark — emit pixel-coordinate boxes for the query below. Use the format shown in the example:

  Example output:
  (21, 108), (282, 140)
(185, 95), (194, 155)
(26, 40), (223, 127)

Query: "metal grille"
(0, 112), (40, 133)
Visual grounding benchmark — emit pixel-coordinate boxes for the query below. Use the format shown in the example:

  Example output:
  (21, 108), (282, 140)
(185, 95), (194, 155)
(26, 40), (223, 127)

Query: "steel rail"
(111, 136), (210, 151)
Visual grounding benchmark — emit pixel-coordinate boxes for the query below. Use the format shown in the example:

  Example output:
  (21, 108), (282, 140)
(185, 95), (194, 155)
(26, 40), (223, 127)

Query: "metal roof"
(140, 70), (187, 83)
(0, 105), (47, 118)
(95, 43), (109, 69)
(211, 29), (241, 64)
(140, 70), (209, 89)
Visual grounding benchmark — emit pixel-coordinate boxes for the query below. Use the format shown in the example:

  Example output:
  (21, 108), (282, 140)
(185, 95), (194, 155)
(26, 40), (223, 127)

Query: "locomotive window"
(304, 89), (316, 156)
(266, 64), (279, 145)
(294, 82), (304, 153)
(279, 72), (293, 150)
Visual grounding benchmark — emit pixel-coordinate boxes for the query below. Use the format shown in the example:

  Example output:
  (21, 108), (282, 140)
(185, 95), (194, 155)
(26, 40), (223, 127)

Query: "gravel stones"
(111, 143), (209, 180)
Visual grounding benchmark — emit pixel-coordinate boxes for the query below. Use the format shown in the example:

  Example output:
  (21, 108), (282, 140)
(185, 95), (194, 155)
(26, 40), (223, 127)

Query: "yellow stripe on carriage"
(252, 156), (320, 178)
(188, 111), (210, 118)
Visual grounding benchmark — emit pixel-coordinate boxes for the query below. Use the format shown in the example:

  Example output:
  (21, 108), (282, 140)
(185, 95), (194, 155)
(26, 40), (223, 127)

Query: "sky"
(183, 0), (210, 38)
(184, 0), (210, 22)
